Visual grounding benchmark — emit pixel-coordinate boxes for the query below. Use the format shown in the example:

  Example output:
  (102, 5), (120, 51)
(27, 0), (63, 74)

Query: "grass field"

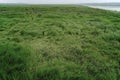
(0, 5), (120, 80)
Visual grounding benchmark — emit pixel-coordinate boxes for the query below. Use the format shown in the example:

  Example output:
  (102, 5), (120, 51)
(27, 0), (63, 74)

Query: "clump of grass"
(35, 67), (61, 80)
(33, 63), (91, 80)
(102, 31), (120, 42)
(20, 30), (40, 38)
(0, 41), (30, 80)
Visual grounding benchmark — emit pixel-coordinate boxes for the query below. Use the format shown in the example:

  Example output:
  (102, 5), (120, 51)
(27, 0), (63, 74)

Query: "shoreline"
(84, 5), (120, 11)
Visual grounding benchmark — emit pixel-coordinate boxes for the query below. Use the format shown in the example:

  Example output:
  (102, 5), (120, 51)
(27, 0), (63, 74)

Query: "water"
(86, 5), (120, 11)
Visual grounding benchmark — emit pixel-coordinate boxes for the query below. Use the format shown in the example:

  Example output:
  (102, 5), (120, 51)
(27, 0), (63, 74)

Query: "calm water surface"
(87, 5), (120, 11)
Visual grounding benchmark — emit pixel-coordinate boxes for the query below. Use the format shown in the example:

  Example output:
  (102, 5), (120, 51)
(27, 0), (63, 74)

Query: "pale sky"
(0, 0), (120, 4)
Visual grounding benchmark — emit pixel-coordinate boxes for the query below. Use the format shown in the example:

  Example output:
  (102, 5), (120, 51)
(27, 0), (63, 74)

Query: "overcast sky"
(0, 0), (120, 4)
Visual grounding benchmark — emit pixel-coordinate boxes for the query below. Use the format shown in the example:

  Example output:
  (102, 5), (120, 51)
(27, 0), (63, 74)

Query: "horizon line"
(0, 2), (120, 4)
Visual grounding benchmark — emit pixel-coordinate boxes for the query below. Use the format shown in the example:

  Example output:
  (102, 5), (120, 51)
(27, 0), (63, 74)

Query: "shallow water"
(87, 5), (120, 11)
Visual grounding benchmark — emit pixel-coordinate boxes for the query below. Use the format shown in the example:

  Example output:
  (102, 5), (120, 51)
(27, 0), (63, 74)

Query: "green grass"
(0, 5), (120, 80)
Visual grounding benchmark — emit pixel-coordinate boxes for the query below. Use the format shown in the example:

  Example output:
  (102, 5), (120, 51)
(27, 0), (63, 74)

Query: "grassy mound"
(0, 5), (120, 80)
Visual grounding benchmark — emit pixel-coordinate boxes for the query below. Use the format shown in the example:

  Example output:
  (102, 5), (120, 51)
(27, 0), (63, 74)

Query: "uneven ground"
(0, 5), (120, 80)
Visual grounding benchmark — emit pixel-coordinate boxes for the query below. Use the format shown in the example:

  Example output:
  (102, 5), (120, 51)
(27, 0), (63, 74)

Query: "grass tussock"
(0, 42), (30, 80)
